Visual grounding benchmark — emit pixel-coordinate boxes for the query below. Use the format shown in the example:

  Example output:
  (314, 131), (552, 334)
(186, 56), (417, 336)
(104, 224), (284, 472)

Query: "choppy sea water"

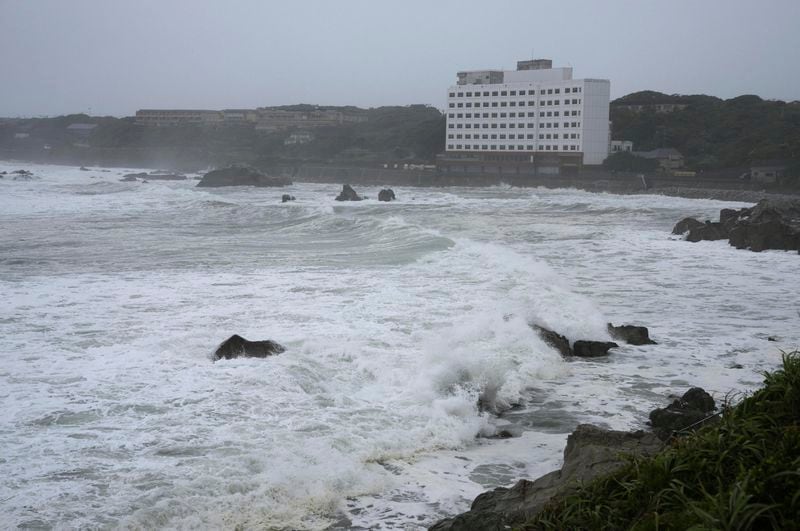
(1, 162), (798, 530)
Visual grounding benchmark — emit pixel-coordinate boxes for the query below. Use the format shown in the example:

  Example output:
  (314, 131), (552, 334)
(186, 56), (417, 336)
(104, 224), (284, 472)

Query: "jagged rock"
(79, 166), (90, 171)
(686, 221), (728, 242)
(672, 217), (704, 235)
(120, 173), (146, 182)
(378, 188), (396, 201)
(429, 424), (663, 530)
(281, 194), (296, 203)
(197, 165), (292, 188)
(607, 323), (656, 345)
(678, 199), (800, 252)
(532, 325), (572, 357)
(649, 387), (716, 438)
(572, 340), (618, 358)
(335, 184), (363, 201)
(213, 334), (286, 360)
(144, 172), (187, 181)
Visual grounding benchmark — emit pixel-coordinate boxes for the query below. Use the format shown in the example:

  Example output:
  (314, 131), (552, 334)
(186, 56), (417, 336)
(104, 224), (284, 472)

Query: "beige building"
(135, 109), (223, 126)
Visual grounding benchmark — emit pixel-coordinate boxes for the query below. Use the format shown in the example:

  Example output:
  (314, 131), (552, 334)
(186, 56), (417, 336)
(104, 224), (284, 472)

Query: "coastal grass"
(521, 351), (800, 530)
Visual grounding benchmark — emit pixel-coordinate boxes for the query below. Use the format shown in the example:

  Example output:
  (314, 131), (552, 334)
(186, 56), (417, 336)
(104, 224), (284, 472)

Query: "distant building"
(750, 160), (788, 184)
(13, 132), (30, 139)
(439, 58), (610, 178)
(135, 109), (223, 126)
(632, 148), (684, 170)
(255, 109), (367, 131)
(610, 140), (633, 153)
(284, 132), (314, 145)
(66, 123), (97, 137)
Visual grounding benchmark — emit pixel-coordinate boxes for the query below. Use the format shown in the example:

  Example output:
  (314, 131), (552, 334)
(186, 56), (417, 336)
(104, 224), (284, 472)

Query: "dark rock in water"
(686, 221), (728, 242)
(767, 336), (778, 342)
(378, 188), (396, 202)
(572, 340), (618, 358)
(281, 194), (296, 203)
(607, 323), (656, 345)
(677, 199), (800, 252)
(672, 217), (704, 235)
(79, 166), (90, 171)
(197, 165), (292, 188)
(213, 334), (286, 361)
(532, 325), (572, 357)
(120, 173), (146, 182)
(429, 424), (663, 531)
(12, 169), (32, 175)
(335, 184), (363, 201)
(649, 387), (716, 438)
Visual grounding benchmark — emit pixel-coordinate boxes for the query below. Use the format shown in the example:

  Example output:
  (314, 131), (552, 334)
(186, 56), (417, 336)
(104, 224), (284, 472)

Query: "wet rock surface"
(378, 188), (396, 201)
(213, 334), (286, 360)
(335, 184), (363, 201)
(197, 165), (292, 188)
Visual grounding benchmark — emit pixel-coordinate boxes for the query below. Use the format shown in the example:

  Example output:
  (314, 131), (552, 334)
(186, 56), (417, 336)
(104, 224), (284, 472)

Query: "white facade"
(445, 62), (610, 165)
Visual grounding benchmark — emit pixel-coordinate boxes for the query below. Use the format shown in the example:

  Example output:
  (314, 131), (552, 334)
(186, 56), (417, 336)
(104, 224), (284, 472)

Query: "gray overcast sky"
(1, 0), (799, 117)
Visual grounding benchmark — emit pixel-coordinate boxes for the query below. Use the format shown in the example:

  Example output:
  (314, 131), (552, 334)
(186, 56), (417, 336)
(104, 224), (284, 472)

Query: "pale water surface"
(1, 163), (797, 529)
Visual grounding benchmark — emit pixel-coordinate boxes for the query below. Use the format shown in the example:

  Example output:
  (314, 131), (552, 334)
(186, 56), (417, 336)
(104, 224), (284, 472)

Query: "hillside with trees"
(611, 91), (800, 173)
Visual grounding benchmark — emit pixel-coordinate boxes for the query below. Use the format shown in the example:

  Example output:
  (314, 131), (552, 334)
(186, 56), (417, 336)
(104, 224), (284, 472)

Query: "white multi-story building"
(443, 59), (610, 173)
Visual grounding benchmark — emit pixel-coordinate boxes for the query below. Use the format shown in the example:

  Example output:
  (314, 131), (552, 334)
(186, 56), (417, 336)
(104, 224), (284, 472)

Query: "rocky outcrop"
(532, 326), (571, 357)
(281, 194), (296, 203)
(429, 425), (663, 530)
(145, 172), (187, 181)
(672, 217), (705, 235)
(572, 340), (618, 358)
(607, 323), (656, 345)
(677, 199), (800, 252)
(649, 387), (716, 439)
(197, 166), (292, 188)
(120, 172), (147, 182)
(378, 188), (396, 201)
(213, 334), (286, 360)
(335, 184), (363, 201)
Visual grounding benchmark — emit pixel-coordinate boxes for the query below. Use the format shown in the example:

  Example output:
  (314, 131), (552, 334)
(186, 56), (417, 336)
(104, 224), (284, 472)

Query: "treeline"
(611, 91), (800, 171)
(0, 105), (445, 167)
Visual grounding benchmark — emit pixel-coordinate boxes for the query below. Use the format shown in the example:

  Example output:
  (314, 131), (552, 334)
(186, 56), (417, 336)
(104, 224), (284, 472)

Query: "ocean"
(1, 162), (797, 530)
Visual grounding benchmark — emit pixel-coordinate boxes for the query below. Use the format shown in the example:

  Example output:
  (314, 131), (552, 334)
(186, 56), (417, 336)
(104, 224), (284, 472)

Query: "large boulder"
(335, 184), (363, 201)
(429, 424), (663, 531)
(120, 172), (147, 182)
(607, 323), (656, 345)
(213, 334), (286, 360)
(378, 188), (396, 202)
(672, 217), (704, 235)
(686, 221), (728, 242)
(281, 194), (296, 203)
(197, 166), (292, 188)
(649, 387), (716, 439)
(145, 172), (187, 181)
(572, 340), (618, 358)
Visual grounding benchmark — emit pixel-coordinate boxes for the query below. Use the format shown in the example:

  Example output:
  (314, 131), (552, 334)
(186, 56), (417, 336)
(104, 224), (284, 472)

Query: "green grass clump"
(521, 351), (800, 530)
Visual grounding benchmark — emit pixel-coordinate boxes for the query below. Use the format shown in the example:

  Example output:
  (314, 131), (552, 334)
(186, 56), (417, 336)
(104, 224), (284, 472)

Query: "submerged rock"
(572, 340), (618, 358)
(335, 184), (363, 201)
(607, 323), (656, 345)
(378, 188), (396, 202)
(281, 194), (296, 203)
(430, 424), (663, 530)
(197, 165), (292, 188)
(120, 172), (147, 182)
(213, 334), (286, 361)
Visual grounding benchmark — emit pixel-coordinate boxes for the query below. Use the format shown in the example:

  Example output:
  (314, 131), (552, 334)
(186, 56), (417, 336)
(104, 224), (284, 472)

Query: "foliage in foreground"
(522, 351), (800, 530)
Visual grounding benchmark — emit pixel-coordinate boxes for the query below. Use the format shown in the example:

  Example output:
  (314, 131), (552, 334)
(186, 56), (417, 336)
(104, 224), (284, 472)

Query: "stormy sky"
(1, 0), (799, 117)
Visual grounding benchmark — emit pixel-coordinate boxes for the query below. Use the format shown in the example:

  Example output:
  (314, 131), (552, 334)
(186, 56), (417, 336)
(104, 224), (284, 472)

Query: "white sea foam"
(1, 162), (797, 529)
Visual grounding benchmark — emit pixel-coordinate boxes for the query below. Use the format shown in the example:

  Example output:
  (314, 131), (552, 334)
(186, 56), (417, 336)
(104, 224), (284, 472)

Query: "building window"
(518, 101), (525, 106)
(457, 113), (463, 118)
(547, 89), (553, 94)
(482, 145), (488, 149)
(456, 134), (462, 139)
(528, 101), (535, 106)
(466, 92), (472, 97)
(528, 90), (536, 95)
(538, 145), (544, 150)
(466, 103), (472, 108)
(456, 124), (462, 128)
(457, 92), (463, 97)
(509, 123), (515, 128)
(448, 124), (454, 128)
(501, 91), (507, 96)
(465, 113), (472, 118)
(527, 145), (534, 150)
(448, 113), (454, 118)
(492, 91), (499, 96)
(483, 113), (489, 118)
(509, 101), (516, 107)
(482, 124), (488, 128)
(527, 134), (534, 139)
(527, 123), (534, 128)
(510, 90), (516, 96)
(554, 100), (559, 105)
(491, 102), (498, 107)
(465, 124), (471, 128)
(482, 134), (488, 139)
(457, 103), (463, 108)
(500, 112), (507, 118)
(483, 91), (490, 96)
(491, 134), (497, 139)
(483, 102), (489, 107)
(448, 144), (454, 149)
(539, 111), (545, 117)
(500, 102), (507, 107)
(553, 134), (559, 139)
(555, 88), (560, 94)
(547, 112), (552, 117)
(563, 145), (568, 151)
(448, 134), (454, 139)
(528, 112), (535, 117)
(449, 92), (455, 97)
(473, 145), (479, 149)
(518, 145), (524, 150)
(456, 144), (462, 149)
(539, 134), (544, 139)
(448, 103), (454, 108)
(554, 111), (559, 116)
(499, 124), (506, 129)
(491, 145), (497, 150)
(499, 134), (506, 139)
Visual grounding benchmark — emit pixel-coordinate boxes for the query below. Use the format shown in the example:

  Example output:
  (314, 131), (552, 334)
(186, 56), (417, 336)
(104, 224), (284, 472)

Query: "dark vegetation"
(522, 351), (800, 530)
(611, 91), (800, 173)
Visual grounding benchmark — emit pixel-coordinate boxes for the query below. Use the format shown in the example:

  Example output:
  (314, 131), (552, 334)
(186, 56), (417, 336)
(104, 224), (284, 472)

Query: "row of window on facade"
(448, 99), (581, 109)
(448, 133), (581, 140)
(448, 122), (582, 129)
(447, 144), (581, 151)
(448, 87), (582, 98)
(449, 110), (582, 119)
